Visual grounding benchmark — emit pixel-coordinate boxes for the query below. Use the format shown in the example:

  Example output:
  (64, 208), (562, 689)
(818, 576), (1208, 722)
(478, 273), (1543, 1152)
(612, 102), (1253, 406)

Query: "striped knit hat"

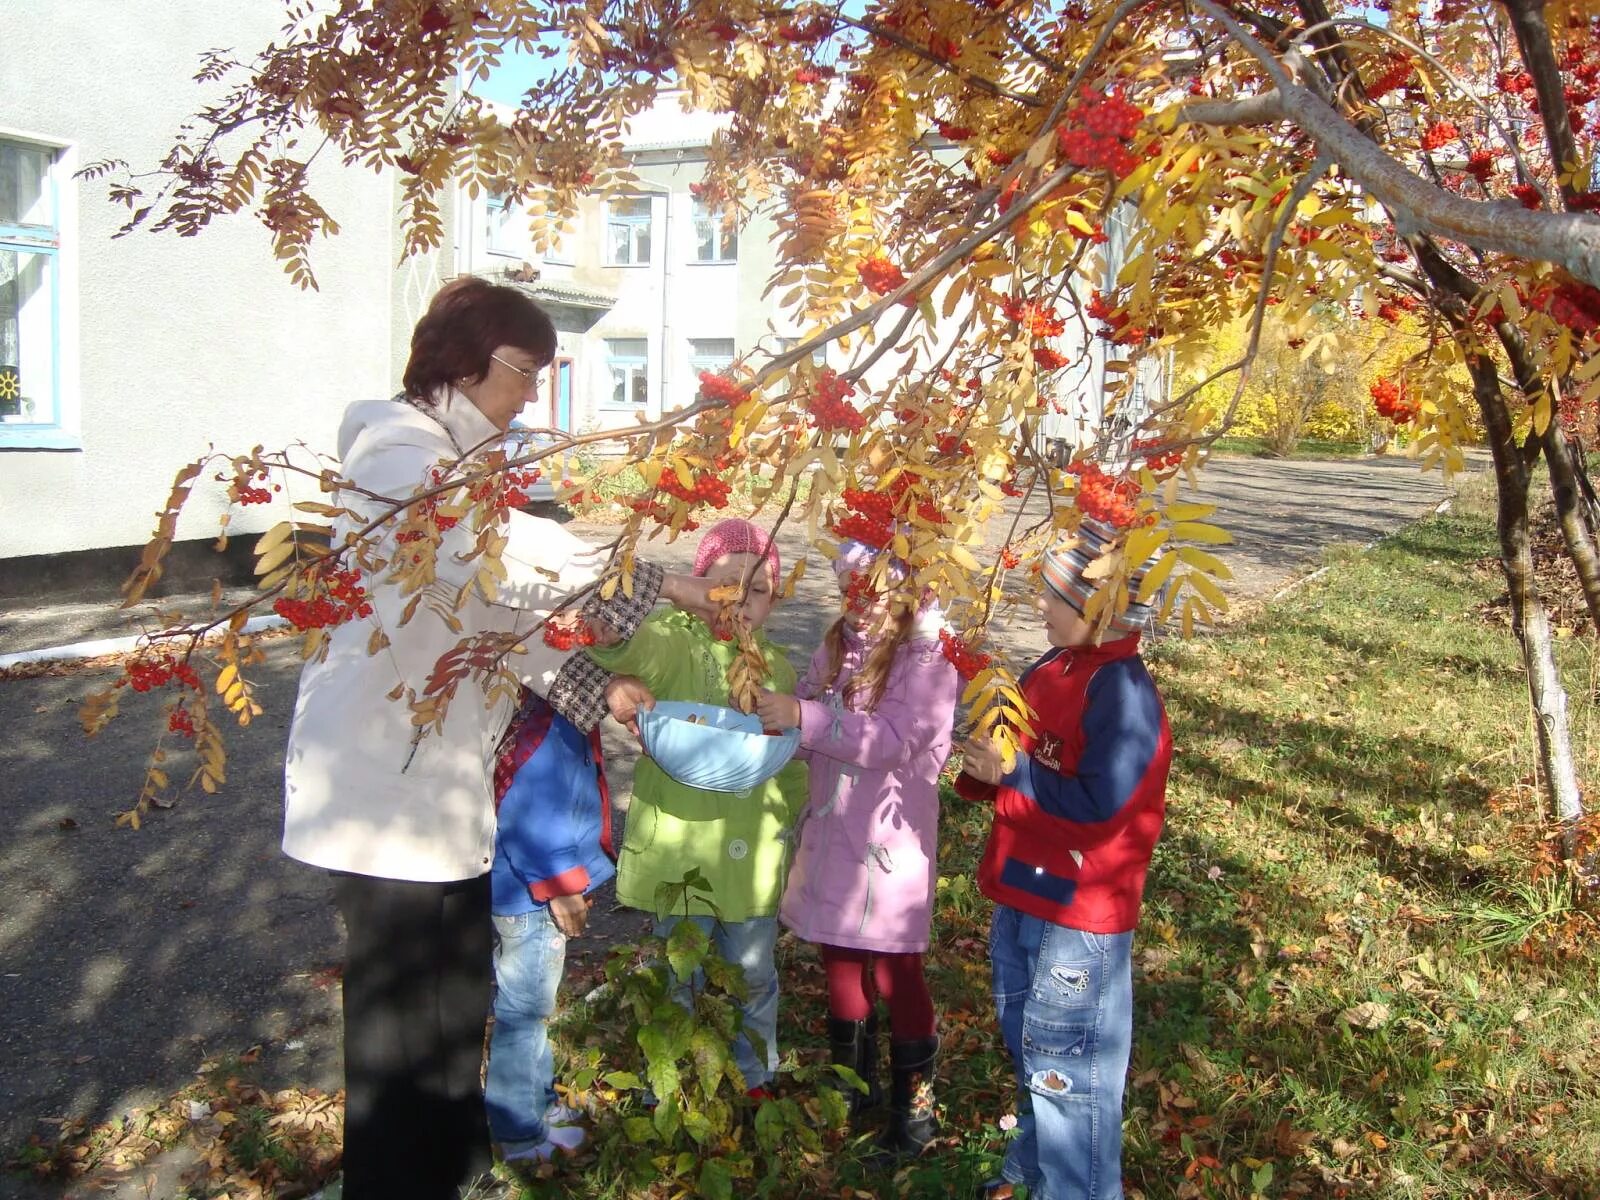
(1040, 517), (1160, 637)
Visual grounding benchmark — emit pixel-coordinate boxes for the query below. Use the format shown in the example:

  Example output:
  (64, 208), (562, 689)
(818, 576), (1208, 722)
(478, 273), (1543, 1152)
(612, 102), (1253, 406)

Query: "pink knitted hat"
(693, 518), (781, 589)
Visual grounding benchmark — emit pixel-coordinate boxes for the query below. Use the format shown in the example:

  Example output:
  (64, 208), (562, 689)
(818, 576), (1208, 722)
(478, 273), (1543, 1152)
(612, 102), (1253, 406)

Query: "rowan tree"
(88, 0), (1600, 853)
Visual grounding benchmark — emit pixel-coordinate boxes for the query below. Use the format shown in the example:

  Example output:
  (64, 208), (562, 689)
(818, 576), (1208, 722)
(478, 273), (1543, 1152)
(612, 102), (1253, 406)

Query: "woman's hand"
(660, 572), (720, 621)
(548, 892), (590, 938)
(960, 735), (1005, 785)
(754, 689), (801, 733)
(604, 675), (655, 737)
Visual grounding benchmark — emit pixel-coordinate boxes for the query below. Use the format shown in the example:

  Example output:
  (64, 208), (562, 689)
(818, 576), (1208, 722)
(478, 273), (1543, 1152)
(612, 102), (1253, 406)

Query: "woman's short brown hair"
(402, 276), (557, 403)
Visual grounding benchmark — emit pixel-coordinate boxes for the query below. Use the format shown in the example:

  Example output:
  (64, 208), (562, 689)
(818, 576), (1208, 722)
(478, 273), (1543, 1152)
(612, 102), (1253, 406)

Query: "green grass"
(17, 482), (1596, 1200)
(1210, 435), (1371, 459)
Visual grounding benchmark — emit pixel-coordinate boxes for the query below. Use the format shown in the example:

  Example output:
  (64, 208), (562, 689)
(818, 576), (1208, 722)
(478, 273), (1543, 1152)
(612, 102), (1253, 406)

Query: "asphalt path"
(0, 453), (1456, 1188)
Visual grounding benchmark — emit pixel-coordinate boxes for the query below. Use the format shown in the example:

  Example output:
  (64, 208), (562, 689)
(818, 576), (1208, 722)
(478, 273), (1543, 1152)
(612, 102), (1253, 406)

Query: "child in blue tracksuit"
(485, 689), (616, 1163)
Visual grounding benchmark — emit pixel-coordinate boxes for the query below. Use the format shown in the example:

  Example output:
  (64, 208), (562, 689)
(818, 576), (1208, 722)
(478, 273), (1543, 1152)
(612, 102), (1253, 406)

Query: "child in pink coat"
(754, 540), (959, 1154)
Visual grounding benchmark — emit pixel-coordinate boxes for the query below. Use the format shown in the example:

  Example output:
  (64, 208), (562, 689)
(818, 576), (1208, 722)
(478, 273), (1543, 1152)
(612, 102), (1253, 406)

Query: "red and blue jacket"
(958, 633), (1169, 933)
(491, 690), (615, 916)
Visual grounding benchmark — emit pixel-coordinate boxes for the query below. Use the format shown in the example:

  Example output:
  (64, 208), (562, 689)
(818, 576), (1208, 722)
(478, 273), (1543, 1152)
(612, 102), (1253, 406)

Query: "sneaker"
(545, 1101), (586, 1127)
(502, 1123), (588, 1164)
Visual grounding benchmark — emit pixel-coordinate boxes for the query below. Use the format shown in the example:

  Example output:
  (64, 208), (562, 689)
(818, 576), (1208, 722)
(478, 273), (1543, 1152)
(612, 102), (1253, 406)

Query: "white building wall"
(0, 1), (396, 561)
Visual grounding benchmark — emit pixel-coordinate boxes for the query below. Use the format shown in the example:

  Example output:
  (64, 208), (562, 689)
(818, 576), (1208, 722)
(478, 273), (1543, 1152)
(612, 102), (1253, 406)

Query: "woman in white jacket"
(282, 277), (709, 1198)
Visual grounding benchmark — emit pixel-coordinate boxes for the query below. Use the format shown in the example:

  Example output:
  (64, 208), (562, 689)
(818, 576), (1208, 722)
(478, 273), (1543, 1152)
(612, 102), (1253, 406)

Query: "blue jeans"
(990, 905), (1134, 1200)
(654, 915), (779, 1090)
(485, 907), (567, 1153)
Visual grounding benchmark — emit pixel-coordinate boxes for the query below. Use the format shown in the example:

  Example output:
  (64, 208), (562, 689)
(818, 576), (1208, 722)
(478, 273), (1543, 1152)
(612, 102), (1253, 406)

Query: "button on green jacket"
(588, 610), (808, 922)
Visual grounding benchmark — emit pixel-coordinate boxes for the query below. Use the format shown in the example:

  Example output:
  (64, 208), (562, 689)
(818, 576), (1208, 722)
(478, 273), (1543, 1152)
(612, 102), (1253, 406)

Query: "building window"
(485, 192), (519, 258)
(688, 337), (735, 373)
(605, 197), (652, 266)
(543, 223), (575, 266)
(604, 337), (649, 409)
(692, 199), (737, 263)
(0, 138), (61, 436)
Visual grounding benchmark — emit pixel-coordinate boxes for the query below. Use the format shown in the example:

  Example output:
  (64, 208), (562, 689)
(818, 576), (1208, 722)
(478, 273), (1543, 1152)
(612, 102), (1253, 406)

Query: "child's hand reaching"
(754, 689), (801, 733)
(960, 735), (1006, 785)
(604, 675), (655, 737)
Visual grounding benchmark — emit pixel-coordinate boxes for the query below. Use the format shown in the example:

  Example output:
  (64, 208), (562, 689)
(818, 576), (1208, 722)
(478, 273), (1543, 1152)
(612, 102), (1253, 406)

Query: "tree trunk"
(1471, 354), (1586, 842)
(1541, 425), (1600, 635)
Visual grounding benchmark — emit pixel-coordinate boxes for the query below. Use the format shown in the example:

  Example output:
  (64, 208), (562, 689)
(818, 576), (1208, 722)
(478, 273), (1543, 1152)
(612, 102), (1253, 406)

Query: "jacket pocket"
(621, 799), (659, 855)
(999, 856), (1077, 909)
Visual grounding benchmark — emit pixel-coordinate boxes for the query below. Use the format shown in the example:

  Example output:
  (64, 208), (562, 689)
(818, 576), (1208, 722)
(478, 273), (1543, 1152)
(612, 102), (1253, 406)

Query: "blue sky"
(474, 44), (555, 105)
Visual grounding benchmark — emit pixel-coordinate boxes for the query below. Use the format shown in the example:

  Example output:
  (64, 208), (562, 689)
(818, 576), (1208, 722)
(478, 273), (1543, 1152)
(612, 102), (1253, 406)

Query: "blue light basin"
(636, 700), (802, 792)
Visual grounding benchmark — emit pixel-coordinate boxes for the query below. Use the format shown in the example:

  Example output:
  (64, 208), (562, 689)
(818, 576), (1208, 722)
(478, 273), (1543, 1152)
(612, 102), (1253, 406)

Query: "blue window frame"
(691, 200), (737, 263)
(605, 198), (652, 266)
(485, 192), (518, 258)
(0, 138), (64, 446)
(603, 337), (649, 410)
(687, 337), (735, 405)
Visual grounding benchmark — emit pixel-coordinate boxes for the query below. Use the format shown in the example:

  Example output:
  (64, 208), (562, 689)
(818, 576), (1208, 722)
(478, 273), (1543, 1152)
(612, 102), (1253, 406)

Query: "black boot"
(826, 1012), (881, 1116)
(879, 1035), (938, 1155)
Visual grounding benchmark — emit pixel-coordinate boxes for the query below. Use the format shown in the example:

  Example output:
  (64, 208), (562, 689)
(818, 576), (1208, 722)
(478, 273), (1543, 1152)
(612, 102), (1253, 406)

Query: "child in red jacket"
(958, 518), (1171, 1200)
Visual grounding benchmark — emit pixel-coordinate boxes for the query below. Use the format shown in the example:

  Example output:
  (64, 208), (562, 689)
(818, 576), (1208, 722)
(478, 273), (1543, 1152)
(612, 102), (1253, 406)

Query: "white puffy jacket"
(282, 392), (654, 882)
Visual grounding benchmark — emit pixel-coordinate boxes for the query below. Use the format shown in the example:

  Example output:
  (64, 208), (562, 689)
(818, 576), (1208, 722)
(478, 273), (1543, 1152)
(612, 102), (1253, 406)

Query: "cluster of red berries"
(237, 483), (275, 505)
(833, 512), (894, 550)
(936, 120), (973, 141)
(807, 369), (866, 432)
(843, 570), (880, 614)
(1067, 461), (1144, 528)
(657, 470), (732, 509)
(1033, 346), (1070, 372)
(938, 629), (992, 681)
(541, 615), (598, 650)
(1420, 121), (1459, 152)
(1375, 294), (1421, 323)
(842, 487), (895, 523)
(697, 371), (748, 405)
(1532, 281), (1600, 337)
(168, 706), (196, 738)
(778, 16), (832, 42)
(1002, 296), (1066, 338)
(793, 66), (832, 85)
(986, 147), (1016, 166)
(629, 496), (701, 531)
(928, 33), (960, 59)
(274, 567), (374, 631)
(499, 467), (543, 510)
(916, 501), (947, 525)
(1055, 90), (1145, 179)
(1465, 149), (1495, 185)
(1133, 439), (1183, 473)
(860, 254), (908, 297)
(999, 546), (1023, 570)
(1085, 291), (1155, 345)
(1370, 378), (1418, 424)
(1511, 183), (1544, 210)
(1366, 55), (1416, 100)
(126, 655), (203, 694)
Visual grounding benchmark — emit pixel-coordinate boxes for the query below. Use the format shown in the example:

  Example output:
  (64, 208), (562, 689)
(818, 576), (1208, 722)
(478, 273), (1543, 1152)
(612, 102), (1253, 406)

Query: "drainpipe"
(660, 187), (673, 416)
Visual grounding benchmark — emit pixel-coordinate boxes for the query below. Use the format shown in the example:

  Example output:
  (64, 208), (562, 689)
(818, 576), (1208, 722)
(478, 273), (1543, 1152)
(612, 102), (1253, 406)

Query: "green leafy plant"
(562, 870), (852, 1199)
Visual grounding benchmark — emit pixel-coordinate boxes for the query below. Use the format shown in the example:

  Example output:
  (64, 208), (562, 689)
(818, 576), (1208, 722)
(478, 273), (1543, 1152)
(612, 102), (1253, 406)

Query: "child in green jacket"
(588, 517), (807, 1095)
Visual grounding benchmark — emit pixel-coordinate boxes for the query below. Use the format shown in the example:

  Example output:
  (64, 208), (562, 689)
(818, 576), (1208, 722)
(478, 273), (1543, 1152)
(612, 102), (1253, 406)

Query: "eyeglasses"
(490, 353), (543, 388)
